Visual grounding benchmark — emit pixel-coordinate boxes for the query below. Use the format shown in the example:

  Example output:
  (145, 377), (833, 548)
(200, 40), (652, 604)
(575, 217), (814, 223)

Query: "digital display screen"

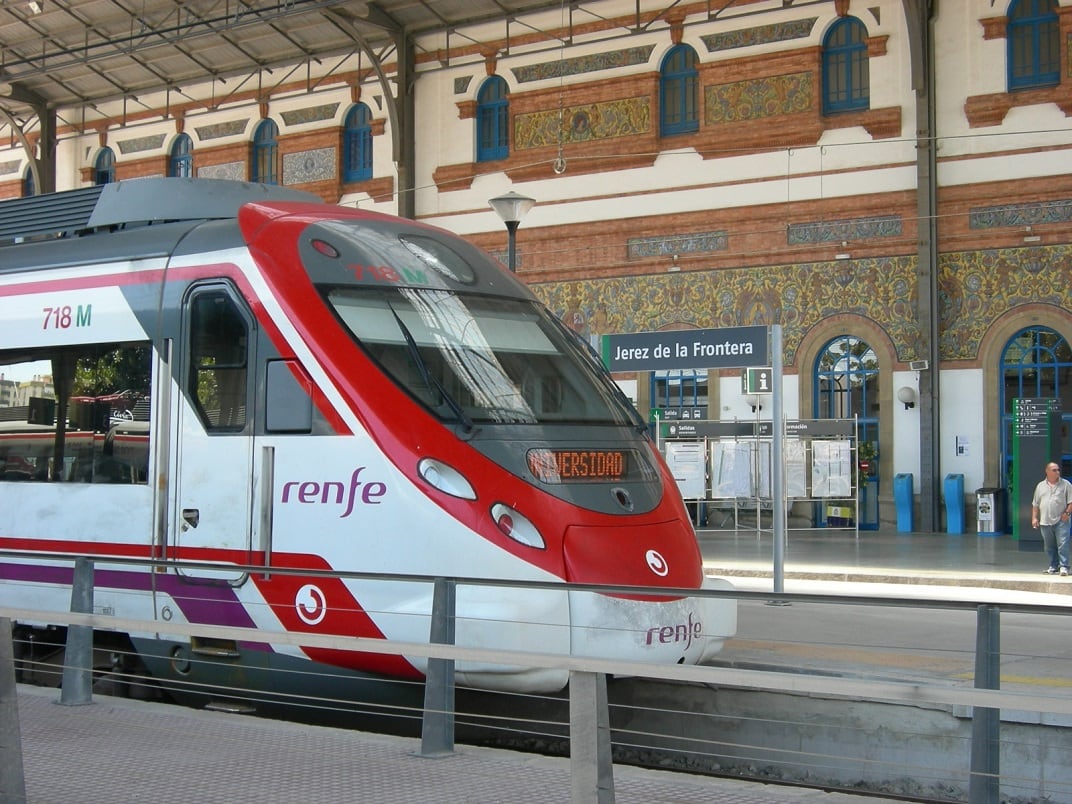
(527, 448), (635, 484)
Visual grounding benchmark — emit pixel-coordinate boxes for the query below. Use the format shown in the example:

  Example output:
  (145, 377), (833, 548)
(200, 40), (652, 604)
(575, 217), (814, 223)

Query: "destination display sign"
(601, 326), (768, 372)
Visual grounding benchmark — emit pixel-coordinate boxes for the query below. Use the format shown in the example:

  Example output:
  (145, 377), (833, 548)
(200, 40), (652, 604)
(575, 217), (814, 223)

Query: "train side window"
(188, 289), (250, 432)
(265, 359), (313, 433)
(0, 344), (152, 483)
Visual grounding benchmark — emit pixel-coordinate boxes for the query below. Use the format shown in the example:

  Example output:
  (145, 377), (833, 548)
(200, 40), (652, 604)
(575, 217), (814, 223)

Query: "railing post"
(59, 557), (94, 706)
(969, 603), (1000, 804)
(569, 670), (614, 804)
(0, 617), (27, 803)
(420, 577), (456, 757)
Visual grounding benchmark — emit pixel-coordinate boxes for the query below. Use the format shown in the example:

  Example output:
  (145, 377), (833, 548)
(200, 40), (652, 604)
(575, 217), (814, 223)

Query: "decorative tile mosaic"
(531, 254), (920, 365)
(701, 18), (817, 52)
(515, 97), (650, 149)
(968, 199), (1072, 229)
(454, 76), (473, 94)
(787, 216), (902, 244)
(197, 161), (244, 181)
(628, 231), (727, 259)
(0, 160), (20, 176)
(281, 103), (340, 126)
(283, 147), (336, 185)
(531, 244), (1072, 365)
(706, 72), (813, 124)
(939, 244), (1072, 359)
(194, 120), (249, 141)
(512, 45), (655, 84)
(116, 133), (166, 155)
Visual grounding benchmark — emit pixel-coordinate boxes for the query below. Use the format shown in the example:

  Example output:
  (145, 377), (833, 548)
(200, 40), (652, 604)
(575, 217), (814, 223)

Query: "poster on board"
(811, 440), (852, 497)
(664, 441), (706, 500)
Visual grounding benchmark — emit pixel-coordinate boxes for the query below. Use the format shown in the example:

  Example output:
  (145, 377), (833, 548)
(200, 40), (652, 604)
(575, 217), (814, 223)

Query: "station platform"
(698, 526), (1071, 598)
(14, 684), (887, 803)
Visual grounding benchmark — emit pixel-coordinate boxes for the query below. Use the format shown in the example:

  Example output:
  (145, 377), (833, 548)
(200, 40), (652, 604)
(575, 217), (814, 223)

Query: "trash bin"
(894, 473), (914, 533)
(944, 474), (965, 534)
(976, 487), (1005, 537)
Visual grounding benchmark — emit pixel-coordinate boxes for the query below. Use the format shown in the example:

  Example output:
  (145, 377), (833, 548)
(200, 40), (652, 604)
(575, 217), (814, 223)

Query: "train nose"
(561, 520), (704, 589)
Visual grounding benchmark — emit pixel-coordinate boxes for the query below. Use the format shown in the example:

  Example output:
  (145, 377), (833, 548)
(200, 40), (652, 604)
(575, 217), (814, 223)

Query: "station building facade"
(1, 0), (1070, 530)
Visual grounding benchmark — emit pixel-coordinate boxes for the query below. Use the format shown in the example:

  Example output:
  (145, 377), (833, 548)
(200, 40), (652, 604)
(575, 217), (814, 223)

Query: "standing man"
(1031, 462), (1072, 576)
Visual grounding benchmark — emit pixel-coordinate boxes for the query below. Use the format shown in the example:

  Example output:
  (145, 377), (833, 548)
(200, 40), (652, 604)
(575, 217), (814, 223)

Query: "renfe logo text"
(645, 611), (702, 651)
(280, 467), (387, 518)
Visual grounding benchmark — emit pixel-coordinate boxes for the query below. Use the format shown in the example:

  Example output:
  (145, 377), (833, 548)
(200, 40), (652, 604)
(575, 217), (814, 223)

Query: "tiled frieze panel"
(0, 160), (20, 175)
(511, 45), (656, 84)
(701, 18), (818, 53)
(968, 199), (1072, 229)
(788, 216), (903, 244)
(194, 120), (250, 141)
(514, 97), (650, 149)
(627, 231), (727, 259)
(116, 134), (167, 155)
(705, 72), (813, 124)
(197, 161), (245, 180)
(281, 103), (340, 126)
(283, 147), (336, 185)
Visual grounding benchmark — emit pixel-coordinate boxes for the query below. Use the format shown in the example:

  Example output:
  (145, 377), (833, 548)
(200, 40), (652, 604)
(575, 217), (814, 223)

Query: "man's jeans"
(1041, 519), (1071, 570)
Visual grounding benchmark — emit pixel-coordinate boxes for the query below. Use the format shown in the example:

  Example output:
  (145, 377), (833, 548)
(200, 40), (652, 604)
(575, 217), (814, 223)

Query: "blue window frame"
(343, 103), (373, 183)
(822, 17), (870, 115)
(169, 133), (194, 178)
(251, 119), (279, 185)
(94, 147), (115, 185)
(22, 166), (35, 198)
(814, 335), (880, 528)
(1007, 0), (1060, 90)
(660, 45), (699, 136)
(476, 76), (509, 162)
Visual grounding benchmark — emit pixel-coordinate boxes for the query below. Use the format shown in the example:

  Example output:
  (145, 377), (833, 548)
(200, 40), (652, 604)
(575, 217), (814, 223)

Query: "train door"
(172, 283), (256, 580)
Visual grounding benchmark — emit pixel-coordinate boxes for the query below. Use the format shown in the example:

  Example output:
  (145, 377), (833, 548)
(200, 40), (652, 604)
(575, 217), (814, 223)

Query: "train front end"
(243, 202), (737, 691)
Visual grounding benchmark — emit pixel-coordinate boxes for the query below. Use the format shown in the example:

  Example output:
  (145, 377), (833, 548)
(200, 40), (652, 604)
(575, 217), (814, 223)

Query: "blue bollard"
(894, 473), (914, 533)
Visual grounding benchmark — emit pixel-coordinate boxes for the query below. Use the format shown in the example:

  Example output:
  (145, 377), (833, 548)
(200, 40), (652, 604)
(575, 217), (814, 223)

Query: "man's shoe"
(1045, 567), (1059, 574)
(1061, 568), (1068, 577)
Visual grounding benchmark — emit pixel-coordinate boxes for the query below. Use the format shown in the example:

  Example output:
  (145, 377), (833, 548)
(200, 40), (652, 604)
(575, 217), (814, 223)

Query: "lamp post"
(488, 190), (535, 272)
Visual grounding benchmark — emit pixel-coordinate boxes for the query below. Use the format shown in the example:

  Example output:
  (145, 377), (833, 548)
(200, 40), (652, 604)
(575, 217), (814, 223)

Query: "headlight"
(418, 457), (476, 500)
(490, 503), (545, 549)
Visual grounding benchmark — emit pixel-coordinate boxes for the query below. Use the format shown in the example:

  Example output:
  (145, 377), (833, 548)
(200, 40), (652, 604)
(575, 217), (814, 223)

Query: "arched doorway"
(1000, 326), (1072, 484)
(815, 335), (880, 529)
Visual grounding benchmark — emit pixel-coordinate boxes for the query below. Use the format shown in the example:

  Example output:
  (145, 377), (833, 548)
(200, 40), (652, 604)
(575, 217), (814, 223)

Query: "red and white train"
(0, 179), (735, 699)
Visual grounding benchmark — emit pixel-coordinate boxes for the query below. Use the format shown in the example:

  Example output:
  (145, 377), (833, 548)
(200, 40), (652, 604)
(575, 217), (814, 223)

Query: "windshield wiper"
(386, 302), (475, 437)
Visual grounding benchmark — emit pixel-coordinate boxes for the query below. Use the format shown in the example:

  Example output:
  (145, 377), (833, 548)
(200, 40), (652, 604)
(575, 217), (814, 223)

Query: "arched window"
(1007, 0), (1060, 90)
(22, 166), (35, 198)
(815, 335), (880, 529)
(169, 133), (194, 178)
(660, 45), (699, 136)
(251, 119), (279, 185)
(343, 103), (373, 183)
(822, 17), (870, 115)
(94, 147), (115, 185)
(476, 76), (509, 163)
(1000, 326), (1072, 481)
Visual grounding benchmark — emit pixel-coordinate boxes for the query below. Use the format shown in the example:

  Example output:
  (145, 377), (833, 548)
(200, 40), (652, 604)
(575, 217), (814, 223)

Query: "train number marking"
(42, 304), (92, 330)
(295, 584), (327, 625)
(645, 549), (669, 577)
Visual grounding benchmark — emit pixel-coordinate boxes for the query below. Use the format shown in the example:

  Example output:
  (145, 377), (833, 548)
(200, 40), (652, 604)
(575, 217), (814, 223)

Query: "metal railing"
(1, 550), (1071, 803)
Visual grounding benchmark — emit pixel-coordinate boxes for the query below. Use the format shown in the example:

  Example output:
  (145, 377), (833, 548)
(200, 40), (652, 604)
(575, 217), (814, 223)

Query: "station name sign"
(601, 326), (768, 372)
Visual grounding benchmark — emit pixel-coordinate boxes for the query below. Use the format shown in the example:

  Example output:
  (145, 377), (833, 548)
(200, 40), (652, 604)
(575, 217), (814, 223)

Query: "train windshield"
(327, 287), (638, 426)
